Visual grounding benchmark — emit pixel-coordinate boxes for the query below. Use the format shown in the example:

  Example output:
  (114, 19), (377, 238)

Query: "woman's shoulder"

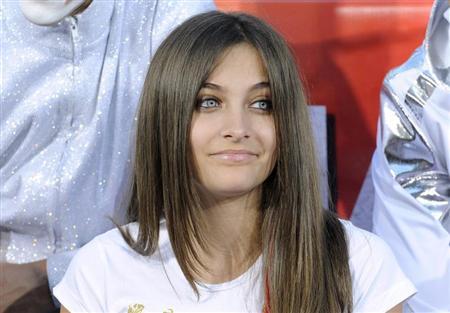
(66, 223), (140, 272)
(87, 222), (139, 254)
(339, 219), (392, 260)
(76, 220), (171, 263)
(339, 219), (416, 311)
(54, 221), (172, 311)
(339, 218), (406, 273)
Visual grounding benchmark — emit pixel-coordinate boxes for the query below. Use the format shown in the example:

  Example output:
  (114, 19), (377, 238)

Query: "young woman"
(54, 11), (416, 313)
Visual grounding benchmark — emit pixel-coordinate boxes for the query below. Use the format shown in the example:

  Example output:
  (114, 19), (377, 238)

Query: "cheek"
(190, 114), (215, 159)
(256, 118), (277, 168)
(268, 127), (277, 155)
(263, 119), (276, 153)
(268, 133), (277, 170)
(190, 119), (202, 160)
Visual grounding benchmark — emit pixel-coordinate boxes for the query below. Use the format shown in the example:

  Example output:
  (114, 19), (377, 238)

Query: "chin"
(205, 180), (262, 199)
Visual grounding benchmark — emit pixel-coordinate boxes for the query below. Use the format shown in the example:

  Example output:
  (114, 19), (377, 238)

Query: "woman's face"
(190, 43), (276, 199)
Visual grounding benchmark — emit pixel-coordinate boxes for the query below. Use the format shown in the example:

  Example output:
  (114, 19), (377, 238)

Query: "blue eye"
(198, 98), (220, 109)
(250, 100), (272, 111)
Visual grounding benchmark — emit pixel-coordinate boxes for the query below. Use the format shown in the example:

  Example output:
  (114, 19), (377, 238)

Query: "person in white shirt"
(54, 11), (416, 313)
(351, 0), (450, 311)
(0, 0), (215, 311)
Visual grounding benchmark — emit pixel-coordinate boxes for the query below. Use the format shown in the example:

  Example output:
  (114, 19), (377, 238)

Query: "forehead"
(206, 43), (269, 87)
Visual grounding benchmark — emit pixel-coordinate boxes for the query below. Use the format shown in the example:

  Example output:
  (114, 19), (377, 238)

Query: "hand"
(0, 260), (56, 313)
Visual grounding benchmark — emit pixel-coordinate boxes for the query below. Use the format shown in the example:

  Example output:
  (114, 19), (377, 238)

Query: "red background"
(215, 0), (433, 218)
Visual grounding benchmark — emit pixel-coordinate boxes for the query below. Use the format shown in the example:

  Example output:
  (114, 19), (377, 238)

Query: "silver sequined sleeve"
(371, 46), (450, 311)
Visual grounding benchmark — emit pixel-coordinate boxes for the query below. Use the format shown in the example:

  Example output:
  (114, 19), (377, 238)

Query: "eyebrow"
(201, 81), (270, 92)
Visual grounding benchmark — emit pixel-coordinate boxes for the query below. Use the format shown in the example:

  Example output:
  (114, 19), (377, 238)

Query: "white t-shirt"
(54, 220), (416, 313)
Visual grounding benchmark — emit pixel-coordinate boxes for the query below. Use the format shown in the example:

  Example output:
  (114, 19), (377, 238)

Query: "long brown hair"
(123, 11), (352, 313)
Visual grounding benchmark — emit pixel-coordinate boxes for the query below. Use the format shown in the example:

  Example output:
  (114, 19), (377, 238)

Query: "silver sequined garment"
(0, 0), (215, 290)
(354, 0), (450, 311)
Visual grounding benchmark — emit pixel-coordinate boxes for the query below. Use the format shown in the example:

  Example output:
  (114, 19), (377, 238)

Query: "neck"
(194, 189), (262, 284)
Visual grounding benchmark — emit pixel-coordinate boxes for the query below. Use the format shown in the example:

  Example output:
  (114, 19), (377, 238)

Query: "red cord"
(263, 271), (271, 313)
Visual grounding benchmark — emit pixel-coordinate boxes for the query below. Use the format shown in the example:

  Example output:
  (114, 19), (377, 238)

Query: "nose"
(220, 108), (251, 142)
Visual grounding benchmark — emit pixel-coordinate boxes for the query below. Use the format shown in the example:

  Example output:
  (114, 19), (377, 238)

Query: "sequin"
(0, 0), (216, 290)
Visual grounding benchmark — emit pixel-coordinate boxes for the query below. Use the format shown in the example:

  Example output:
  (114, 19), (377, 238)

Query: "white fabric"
(352, 1), (450, 310)
(54, 220), (415, 313)
(445, 8), (450, 40)
(433, 7), (450, 71)
(372, 87), (450, 312)
(444, 8), (450, 82)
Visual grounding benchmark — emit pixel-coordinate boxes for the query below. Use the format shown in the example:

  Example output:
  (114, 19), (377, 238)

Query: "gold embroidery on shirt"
(163, 309), (174, 313)
(128, 303), (145, 313)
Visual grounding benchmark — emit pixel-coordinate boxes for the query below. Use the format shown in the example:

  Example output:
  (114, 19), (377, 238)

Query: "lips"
(210, 150), (258, 162)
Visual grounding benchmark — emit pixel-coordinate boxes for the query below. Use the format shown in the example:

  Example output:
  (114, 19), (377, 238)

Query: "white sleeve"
(150, 0), (216, 56)
(371, 87), (450, 312)
(53, 238), (106, 312)
(344, 222), (417, 313)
